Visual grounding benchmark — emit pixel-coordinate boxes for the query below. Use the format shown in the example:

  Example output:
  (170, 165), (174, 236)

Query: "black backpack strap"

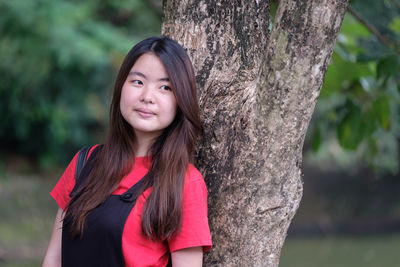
(75, 145), (92, 181)
(70, 145), (102, 197)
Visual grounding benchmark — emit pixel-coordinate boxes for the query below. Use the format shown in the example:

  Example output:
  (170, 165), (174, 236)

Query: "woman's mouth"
(135, 108), (155, 118)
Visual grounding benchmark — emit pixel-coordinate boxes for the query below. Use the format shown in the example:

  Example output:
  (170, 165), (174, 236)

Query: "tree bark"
(162, 0), (349, 266)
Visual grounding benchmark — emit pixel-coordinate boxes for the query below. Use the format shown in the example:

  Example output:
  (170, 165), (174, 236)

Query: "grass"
(280, 234), (400, 267)
(0, 169), (59, 267)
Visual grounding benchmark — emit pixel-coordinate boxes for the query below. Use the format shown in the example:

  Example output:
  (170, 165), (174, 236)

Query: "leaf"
(377, 55), (399, 79)
(336, 103), (364, 150)
(370, 96), (391, 130)
(311, 126), (322, 152)
(389, 17), (400, 34)
(362, 109), (378, 137)
(359, 77), (374, 93)
(356, 38), (389, 63)
(356, 52), (380, 63)
(321, 52), (373, 98)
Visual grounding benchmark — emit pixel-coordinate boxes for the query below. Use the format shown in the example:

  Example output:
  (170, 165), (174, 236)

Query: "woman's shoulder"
(67, 144), (102, 177)
(85, 144), (102, 158)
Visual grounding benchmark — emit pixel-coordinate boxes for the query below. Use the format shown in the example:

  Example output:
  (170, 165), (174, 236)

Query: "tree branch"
(347, 5), (393, 48)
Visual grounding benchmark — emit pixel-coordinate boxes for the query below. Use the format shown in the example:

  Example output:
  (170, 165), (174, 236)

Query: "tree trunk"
(162, 0), (349, 266)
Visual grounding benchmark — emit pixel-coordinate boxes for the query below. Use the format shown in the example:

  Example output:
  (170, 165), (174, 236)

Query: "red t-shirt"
(50, 147), (212, 267)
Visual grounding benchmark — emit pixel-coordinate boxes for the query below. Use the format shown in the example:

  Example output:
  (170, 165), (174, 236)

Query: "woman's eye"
(160, 85), (171, 91)
(132, 80), (142, 85)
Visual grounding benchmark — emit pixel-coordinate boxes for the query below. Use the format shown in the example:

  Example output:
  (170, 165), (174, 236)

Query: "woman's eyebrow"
(128, 71), (169, 82)
(128, 71), (146, 78)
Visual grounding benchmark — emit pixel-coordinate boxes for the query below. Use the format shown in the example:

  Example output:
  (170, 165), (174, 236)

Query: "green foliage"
(377, 55), (399, 79)
(0, 0), (161, 165)
(308, 0), (400, 174)
(336, 100), (363, 150)
(389, 17), (400, 34)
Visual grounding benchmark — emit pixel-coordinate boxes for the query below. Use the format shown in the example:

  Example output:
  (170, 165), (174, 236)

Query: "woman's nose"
(140, 86), (154, 104)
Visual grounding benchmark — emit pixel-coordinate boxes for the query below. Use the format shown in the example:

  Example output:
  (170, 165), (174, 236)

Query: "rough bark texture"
(162, 0), (349, 266)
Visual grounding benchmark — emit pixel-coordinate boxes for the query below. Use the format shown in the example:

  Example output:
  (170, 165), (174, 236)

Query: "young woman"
(43, 36), (212, 267)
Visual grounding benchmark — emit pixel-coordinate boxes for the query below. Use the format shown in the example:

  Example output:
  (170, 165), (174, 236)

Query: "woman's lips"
(135, 108), (156, 118)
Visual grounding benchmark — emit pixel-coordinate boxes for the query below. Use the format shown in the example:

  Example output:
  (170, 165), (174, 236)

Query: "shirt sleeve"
(168, 165), (212, 252)
(50, 152), (79, 210)
(50, 145), (100, 210)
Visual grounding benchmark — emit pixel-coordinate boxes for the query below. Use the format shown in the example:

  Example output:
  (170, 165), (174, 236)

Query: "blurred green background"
(0, 0), (399, 266)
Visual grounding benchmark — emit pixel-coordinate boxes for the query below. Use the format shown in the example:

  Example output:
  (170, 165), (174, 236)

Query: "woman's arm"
(171, 246), (203, 267)
(43, 208), (64, 267)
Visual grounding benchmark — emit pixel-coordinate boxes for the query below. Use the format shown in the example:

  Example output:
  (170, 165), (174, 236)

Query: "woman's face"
(120, 53), (177, 140)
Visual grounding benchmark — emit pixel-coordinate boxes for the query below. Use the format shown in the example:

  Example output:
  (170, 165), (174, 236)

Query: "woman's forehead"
(129, 53), (170, 82)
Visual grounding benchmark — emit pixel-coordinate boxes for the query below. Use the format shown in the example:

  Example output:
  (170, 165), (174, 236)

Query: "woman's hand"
(42, 208), (64, 267)
(171, 246), (203, 267)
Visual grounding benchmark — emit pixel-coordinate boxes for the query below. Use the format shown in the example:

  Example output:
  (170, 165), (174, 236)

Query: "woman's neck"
(134, 132), (157, 157)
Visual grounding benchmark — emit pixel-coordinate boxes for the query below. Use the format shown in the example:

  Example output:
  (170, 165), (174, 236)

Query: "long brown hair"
(65, 36), (201, 241)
